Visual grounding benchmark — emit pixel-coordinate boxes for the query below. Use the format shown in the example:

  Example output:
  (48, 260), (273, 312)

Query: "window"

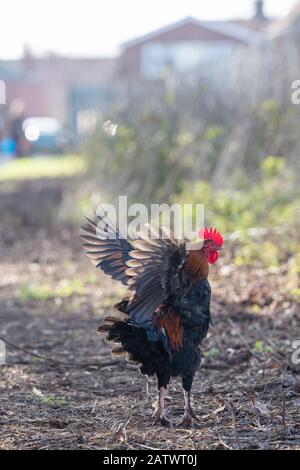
(141, 41), (236, 79)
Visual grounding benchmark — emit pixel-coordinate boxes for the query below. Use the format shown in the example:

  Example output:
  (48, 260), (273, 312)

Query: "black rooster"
(81, 212), (223, 426)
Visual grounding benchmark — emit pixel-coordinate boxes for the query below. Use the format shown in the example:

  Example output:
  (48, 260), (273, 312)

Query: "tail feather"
(104, 320), (169, 376)
(111, 346), (127, 357)
(98, 297), (169, 376)
(114, 298), (130, 314)
(98, 309), (128, 335)
(104, 314), (127, 323)
(98, 323), (112, 333)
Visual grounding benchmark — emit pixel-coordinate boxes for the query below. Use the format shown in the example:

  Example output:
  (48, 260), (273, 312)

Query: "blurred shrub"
(82, 77), (300, 271)
(174, 156), (298, 232)
(261, 156), (285, 179)
(173, 156), (300, 267)
(85, 76), (300, 205)
(84, 83), (231, 204)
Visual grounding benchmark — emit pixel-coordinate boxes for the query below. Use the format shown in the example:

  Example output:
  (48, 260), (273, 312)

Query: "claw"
(177, 406), (199, 428)
(152, 408), (173, 427)
(157, 414), (173, 427)
(177, 414), (194, 428)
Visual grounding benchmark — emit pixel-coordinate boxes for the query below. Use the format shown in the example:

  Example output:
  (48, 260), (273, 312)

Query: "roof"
(233, 18), (272, 32)
(122, 16), (262, 48)
(265, 2), (300, 39)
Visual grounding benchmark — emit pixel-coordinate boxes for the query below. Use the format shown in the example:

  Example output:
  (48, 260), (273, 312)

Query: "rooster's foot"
(152, 408), (173, 427)
(177, 407), (199, 428)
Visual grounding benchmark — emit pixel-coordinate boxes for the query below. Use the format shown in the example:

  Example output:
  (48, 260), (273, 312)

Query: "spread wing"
(81, 215), (190, 325)
(81, 210), (133, 286)
(125, 227), (189, 324)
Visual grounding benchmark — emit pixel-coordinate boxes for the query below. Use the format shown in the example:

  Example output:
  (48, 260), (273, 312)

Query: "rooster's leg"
(178, 375), (198, 427)
(152, 373), (172, 426)
(152, 387), (172, 426)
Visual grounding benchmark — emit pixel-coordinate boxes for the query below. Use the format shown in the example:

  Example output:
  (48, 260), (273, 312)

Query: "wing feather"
(125, 235), (189, 324)
(81, 212), (134, 286)
(82, 214), (189, 325)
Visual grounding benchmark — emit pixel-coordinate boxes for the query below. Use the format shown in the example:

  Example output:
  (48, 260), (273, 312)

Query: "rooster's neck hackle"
(186, 248), (209, 282)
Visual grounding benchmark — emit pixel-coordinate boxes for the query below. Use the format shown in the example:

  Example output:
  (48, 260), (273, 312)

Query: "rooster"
(81, 211), (223, 426)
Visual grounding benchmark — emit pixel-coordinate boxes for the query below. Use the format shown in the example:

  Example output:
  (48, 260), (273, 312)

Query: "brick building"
(119, 1), (270, 78)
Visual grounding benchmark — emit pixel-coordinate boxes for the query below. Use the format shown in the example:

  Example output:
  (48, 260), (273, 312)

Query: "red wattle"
(208, 251), (219, 264)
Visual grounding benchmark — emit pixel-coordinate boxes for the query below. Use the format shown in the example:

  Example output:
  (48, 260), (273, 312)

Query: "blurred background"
(1, 0), (300, 229)
(1, 0), (300, 248)
(1, 0), (300, 345)
(1, 0), (300, 450)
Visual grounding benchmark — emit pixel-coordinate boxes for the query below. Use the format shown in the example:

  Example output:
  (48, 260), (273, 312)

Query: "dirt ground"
(0, 177), (299, 450)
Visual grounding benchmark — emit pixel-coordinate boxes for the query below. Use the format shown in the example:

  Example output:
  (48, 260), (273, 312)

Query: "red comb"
(198, 226), (223, 247)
